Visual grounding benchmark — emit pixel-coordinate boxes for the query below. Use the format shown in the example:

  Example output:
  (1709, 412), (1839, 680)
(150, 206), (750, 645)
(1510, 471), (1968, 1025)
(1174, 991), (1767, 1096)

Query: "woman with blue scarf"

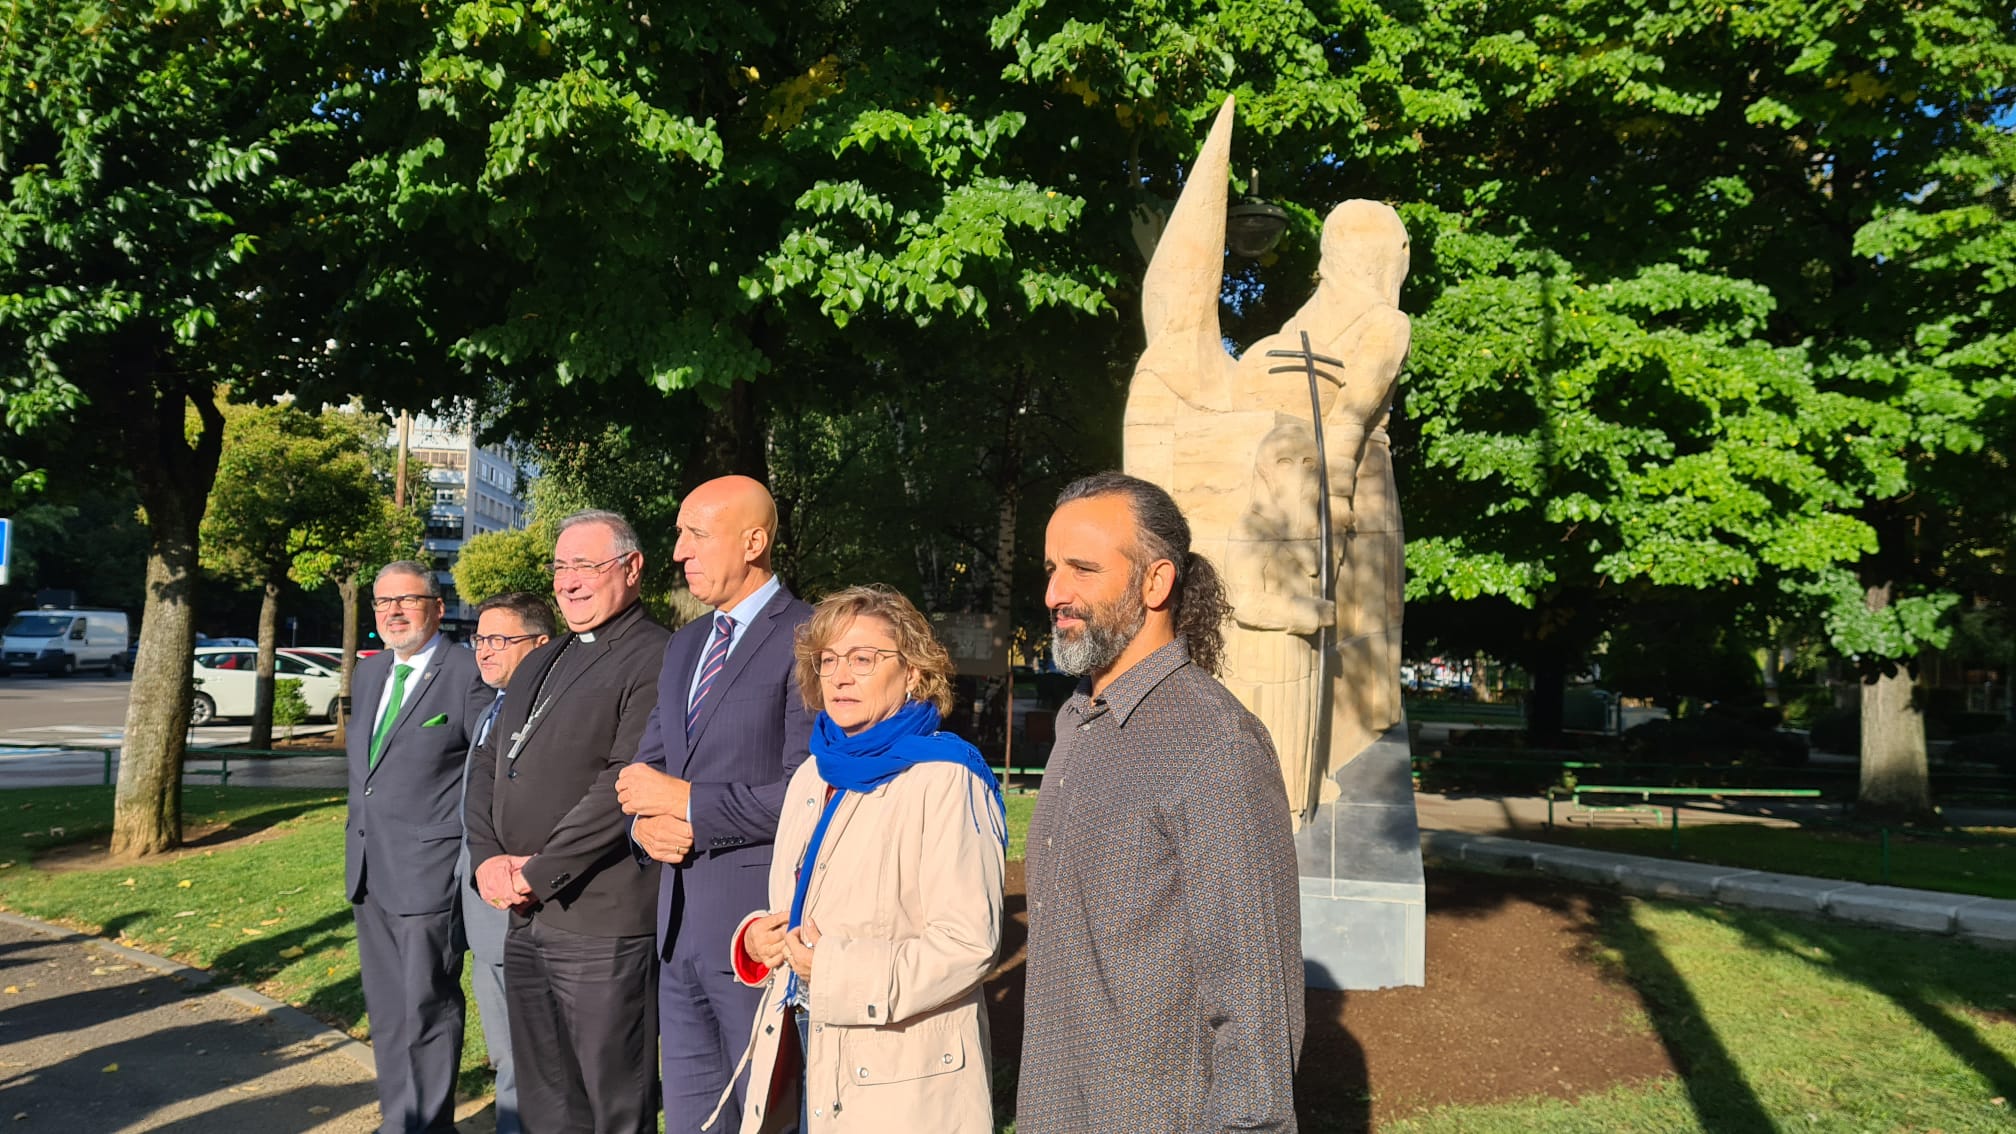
(704, 585), (1007, 1134)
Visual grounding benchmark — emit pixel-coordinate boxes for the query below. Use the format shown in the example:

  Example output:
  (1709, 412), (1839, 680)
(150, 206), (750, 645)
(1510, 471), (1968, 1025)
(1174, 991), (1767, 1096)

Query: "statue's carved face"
(1319, 200), (1410, 305)
(1255, 424), (1322, 539)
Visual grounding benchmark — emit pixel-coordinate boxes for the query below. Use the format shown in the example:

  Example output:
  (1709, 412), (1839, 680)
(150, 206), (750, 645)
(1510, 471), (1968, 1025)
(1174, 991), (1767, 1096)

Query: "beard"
(1049, 594), (1147, 676)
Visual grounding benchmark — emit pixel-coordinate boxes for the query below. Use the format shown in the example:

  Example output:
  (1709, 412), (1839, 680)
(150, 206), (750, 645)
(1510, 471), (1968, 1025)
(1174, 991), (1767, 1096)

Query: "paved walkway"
(0, 912), (509, 1133)
(0, 913), (379, 1132)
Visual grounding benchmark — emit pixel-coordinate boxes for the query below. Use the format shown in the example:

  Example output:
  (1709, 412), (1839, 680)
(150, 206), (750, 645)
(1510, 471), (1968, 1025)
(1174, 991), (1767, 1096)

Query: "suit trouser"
(459, 848), (520, 1134)
(504, 915), (658, 1134)
(659, 943), (766, 1134)
(354, 891), (465, 1134)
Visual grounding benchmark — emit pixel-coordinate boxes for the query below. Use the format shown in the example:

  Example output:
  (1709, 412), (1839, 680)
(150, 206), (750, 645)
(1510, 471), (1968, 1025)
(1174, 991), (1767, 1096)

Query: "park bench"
(1546, 784), (1827, 849)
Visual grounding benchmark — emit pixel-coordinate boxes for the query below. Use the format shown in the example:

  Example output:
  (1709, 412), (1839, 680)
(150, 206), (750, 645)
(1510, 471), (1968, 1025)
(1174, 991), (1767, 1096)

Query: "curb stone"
(0, 908), (377, 1073)
(1419, 831), (2016, 949)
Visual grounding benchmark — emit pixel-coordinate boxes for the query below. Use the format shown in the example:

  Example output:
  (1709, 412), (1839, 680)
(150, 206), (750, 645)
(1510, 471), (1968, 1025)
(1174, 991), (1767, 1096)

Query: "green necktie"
(369, 663), (414, 769)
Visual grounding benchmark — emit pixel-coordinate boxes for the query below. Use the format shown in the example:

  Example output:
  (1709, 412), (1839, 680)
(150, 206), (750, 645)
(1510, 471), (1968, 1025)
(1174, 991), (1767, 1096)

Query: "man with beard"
(346, 560), (494, 1133)
(1018, 472), (1305, 1134)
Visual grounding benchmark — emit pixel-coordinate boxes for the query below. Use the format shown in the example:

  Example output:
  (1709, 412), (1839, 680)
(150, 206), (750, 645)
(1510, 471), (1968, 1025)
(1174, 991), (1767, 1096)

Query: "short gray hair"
(558, 510), (640, 556)
(374, 559), (442, 597)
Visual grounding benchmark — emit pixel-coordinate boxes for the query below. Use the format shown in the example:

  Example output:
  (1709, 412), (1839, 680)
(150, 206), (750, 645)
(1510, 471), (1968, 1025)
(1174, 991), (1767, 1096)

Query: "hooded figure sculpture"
(1124, 97), (1412, 824)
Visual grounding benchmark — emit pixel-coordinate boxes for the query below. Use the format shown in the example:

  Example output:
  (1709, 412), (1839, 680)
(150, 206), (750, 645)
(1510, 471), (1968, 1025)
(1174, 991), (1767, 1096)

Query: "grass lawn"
(5, 786), (2012, 1131)
(1541, 819), (2016, 900)
(0, 786), (498, 1095)
(1382, 881), (2016, 1133)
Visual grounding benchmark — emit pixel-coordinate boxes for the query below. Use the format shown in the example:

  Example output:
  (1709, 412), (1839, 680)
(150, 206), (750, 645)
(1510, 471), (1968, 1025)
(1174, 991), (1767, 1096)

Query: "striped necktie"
(686, 613), (736, 734)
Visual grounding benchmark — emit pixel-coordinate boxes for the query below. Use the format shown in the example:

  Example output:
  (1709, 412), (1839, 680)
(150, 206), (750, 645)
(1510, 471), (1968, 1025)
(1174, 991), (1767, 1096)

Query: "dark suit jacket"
(466, 602), (671, 939)
(631, 583), (815, 961)
(345, 639), (494, 915)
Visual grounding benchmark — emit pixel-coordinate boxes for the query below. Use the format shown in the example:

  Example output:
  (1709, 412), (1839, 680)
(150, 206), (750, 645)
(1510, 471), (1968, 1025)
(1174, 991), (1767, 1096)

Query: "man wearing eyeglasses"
(345, 560), (494, 1134)
(614, 475), (814, 1134)
(455, 591), (556, 1134)
(465, 511), (672, 1134)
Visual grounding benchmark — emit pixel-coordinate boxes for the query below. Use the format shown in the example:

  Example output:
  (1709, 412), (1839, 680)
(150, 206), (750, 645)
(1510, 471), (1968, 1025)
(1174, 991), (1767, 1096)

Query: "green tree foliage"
(387, 0), (1114, 448)
(0, 0), (449, 853)
(271, 677), (308, 741)
(200, 402), (380, 748)
(985, 0), (2013, 809)
(451, 525), (554, 614)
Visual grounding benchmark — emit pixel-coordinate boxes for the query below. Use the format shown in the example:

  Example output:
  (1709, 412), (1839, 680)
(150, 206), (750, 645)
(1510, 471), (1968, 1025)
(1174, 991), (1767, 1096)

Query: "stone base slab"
(1296, 719), (1424, 990)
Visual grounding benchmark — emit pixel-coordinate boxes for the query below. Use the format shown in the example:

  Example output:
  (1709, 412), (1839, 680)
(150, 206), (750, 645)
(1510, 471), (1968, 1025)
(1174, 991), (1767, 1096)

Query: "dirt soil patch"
(34, 817), (297, 872)
(217, 735), (345, 755)
(986, 864), (1675, 1131)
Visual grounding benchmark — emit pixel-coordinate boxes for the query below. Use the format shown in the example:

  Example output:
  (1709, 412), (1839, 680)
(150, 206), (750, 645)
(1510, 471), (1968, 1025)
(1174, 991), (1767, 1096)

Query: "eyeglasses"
(371, 594), (437, 611)
(471, 633), (543, 651)
(548, 554), (634, 579)
(815, 648), (902, 678)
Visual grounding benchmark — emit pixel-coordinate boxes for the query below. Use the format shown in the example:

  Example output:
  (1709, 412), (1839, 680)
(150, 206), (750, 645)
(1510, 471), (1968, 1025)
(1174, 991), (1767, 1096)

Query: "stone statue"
(1125, 97), (1411, 824)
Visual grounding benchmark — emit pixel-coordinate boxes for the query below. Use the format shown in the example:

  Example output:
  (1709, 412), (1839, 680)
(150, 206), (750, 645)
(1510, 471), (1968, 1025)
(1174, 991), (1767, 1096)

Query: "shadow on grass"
(1602, 905), (1779, 1133)
(1729, 910), (2016, 1103)
(0, 786), (340, 865)
(209, 907), (366, 1032)
(177, 798), (335, 847)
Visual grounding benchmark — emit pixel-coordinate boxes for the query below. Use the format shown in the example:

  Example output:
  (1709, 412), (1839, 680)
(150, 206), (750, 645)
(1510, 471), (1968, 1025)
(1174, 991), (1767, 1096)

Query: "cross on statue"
(1266, 330), (1344, 601)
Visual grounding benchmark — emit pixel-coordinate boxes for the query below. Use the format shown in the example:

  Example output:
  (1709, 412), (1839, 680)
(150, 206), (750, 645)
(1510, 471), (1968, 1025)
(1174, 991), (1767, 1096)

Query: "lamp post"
(1131, 167), (1289, 263)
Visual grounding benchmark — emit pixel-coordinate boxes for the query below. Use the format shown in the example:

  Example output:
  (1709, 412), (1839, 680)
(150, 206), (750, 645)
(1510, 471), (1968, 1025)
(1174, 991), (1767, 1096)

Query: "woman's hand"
(785, 917), (821, 984)
(745, 911), (792, 970)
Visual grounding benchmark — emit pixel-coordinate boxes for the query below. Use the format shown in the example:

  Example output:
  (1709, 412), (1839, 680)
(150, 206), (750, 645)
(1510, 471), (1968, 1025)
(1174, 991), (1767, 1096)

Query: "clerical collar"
(579, 630), (597, 643)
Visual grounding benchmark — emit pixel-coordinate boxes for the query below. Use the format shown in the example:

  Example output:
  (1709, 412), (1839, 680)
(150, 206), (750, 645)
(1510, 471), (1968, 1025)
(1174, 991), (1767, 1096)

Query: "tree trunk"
(336, 572), (360, 741)
(1858, 664), (1935, 822)
(1525, 650), (1566, 744)
(1856, 583), (1937, 824)
(112, 377), (225, 858)
(116, 536), (200, 856)
(983, 375), (1024, 762)
(249, 577), (280, 750)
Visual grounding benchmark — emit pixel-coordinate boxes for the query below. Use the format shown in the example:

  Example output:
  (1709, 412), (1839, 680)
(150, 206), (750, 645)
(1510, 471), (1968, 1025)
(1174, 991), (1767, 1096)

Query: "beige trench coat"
(705, 757), (1005, 1134)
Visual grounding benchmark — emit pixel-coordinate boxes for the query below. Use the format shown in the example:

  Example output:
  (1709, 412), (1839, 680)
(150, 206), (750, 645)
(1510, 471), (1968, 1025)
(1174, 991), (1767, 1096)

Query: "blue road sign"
(0, 517), (10, 586)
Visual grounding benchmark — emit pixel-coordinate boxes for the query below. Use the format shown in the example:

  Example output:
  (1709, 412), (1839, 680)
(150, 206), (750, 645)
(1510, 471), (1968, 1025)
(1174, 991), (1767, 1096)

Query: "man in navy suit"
(617, 475), (814, 1134)
(346, 560), (494, 1133)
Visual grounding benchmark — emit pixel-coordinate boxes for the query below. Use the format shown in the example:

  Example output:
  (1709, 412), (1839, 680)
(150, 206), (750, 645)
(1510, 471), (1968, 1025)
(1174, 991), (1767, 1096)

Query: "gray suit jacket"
(345, 640), (495, 914)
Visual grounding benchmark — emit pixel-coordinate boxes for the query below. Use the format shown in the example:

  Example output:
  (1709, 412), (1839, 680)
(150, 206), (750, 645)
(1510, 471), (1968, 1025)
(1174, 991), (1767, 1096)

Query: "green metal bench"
(1548, 784), (1827, 849)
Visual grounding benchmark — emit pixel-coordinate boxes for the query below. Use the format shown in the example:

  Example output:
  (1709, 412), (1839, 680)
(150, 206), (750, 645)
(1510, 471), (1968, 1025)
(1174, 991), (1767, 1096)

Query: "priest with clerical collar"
(465, 510), (673, 1134)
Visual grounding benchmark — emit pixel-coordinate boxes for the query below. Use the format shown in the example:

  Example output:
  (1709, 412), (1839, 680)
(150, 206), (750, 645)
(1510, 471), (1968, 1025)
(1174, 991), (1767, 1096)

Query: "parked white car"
(190, 646), (344, 726)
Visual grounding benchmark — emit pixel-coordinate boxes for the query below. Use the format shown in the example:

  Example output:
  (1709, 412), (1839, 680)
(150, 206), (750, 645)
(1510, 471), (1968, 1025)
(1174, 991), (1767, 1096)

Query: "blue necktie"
(686, 614), (735, 734)
(476, 690), (505, 747)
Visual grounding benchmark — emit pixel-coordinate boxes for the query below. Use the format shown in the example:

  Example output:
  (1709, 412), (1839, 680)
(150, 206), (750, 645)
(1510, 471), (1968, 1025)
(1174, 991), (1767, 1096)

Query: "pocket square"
(421, 713), (449, 727)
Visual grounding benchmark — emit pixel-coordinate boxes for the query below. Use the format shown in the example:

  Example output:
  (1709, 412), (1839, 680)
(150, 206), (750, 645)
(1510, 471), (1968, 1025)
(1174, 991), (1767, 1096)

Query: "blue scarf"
(783, 701), (1005, 1004)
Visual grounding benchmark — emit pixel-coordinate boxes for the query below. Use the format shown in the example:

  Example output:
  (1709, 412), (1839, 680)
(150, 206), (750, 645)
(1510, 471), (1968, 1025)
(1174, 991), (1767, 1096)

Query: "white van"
(2, 609), (131, 676)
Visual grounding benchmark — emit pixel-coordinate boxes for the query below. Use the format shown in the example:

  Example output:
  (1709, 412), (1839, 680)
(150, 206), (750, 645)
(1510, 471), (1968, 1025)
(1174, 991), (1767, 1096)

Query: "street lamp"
(1130, 166), (1290, 264)
(1226, 168), (1288, 259)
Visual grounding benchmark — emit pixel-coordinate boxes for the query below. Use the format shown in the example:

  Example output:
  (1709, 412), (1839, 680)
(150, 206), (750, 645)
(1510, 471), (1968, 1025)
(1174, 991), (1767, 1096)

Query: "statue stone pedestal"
(1294, 717), (1423, 990)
